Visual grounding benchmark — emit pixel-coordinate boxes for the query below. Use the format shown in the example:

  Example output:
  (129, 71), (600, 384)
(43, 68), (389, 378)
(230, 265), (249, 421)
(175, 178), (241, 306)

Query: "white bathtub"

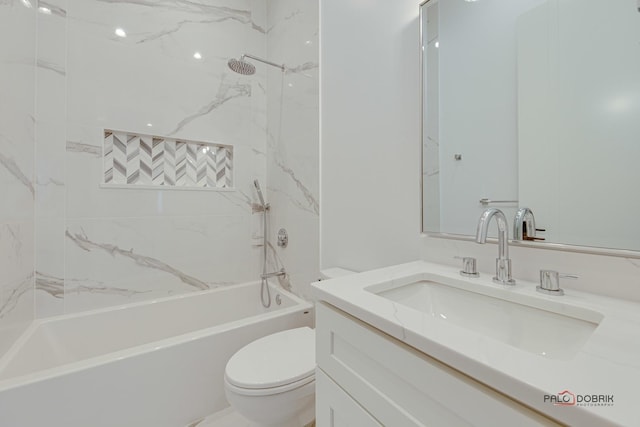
(0, 281), (313, 427)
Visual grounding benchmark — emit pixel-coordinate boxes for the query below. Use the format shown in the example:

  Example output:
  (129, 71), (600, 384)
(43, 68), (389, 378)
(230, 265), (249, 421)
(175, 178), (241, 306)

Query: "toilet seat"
(225, 372), (315, 397)
(225, 327), (315, 396)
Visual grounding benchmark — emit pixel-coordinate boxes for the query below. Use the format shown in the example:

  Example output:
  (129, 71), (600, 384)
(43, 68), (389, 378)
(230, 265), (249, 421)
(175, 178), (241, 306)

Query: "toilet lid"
(225, 327), (315, 389)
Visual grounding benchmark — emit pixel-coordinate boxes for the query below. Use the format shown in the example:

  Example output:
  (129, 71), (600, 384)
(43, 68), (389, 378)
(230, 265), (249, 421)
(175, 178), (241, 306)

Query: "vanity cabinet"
(315, 302), (562, 427)
(316, 369), (382, 427)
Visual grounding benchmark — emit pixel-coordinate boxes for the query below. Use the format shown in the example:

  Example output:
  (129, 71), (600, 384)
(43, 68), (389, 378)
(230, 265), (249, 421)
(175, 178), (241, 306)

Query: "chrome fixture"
(476, 208), (516, 285)
(261, 268), (286, 280)
(254, 178), (268, 210)
(537, 270), (578, 296)
(254, 179), (286, 308)
(228, 54), (285, 76)
(514, 207), (545, 241)
(514, 207), (535, 240)
(277, 228), (288, 248)
(479, 198), (519, 206)
(455, 256), (479, 278)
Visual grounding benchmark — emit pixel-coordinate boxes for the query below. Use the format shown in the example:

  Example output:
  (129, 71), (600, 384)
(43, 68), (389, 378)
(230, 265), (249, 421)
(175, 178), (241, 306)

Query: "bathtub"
(0, 281), (313, 427)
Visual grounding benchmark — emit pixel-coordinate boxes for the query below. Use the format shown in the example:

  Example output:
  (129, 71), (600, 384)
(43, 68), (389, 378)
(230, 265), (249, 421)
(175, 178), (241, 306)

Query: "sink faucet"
(476, 208), (516, 285)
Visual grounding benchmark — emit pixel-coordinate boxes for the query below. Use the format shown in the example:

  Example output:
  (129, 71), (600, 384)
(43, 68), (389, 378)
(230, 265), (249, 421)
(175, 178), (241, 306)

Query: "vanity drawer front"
(316, 368), (383, 427)
(316, 302), (561, 427)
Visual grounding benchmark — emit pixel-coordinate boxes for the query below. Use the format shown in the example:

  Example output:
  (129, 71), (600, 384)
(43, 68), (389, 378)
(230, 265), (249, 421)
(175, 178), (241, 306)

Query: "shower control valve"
(277, 228), (288, 248)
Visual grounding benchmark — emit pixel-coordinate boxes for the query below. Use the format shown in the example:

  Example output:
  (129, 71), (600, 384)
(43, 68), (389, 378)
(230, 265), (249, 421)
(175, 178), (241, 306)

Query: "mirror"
(421, 0), (640, 252)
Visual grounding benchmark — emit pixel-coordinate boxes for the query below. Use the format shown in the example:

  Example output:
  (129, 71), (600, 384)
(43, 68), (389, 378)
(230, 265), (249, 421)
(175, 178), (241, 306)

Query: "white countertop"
(312, 260), (640, 427)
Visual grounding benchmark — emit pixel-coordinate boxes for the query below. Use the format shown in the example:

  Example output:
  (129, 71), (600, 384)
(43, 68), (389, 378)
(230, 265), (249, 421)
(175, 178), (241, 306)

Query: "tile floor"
(187, 407), (316, 427)
(187, 407), (250, 427)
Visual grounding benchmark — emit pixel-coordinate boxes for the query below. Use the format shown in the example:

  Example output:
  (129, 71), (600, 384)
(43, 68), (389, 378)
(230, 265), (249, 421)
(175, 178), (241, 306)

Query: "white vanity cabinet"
(315, 302), (562, 427)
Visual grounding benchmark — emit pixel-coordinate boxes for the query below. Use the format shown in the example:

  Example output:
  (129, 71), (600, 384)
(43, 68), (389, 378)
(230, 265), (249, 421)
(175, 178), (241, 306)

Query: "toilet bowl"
(224, 327), (316, 427)
(224, 268), (356, 427)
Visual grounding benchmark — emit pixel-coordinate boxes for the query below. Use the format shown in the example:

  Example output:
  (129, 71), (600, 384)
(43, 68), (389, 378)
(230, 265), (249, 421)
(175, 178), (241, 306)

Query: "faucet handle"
(454, 256), (479, 278)
(537, 270), (578, 296)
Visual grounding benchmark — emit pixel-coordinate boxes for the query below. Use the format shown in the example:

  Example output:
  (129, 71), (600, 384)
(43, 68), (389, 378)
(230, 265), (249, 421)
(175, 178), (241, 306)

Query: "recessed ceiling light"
(146, 123), (153, 127)
(193, 52), (202, 60)
(115, 28), (127, 38)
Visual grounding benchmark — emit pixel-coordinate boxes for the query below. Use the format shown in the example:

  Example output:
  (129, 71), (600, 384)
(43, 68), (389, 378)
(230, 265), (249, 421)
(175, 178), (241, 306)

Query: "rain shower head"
(228, 57), (256, 76)
(228, 54), (285, 75)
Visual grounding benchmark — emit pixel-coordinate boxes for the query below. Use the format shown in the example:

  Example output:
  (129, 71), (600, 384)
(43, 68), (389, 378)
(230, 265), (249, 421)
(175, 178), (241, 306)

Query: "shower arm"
(242, 54), (285, 72)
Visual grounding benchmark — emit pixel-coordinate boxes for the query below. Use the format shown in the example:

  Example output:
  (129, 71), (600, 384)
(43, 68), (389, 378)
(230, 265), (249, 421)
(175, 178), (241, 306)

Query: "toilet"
(224, 268), (356, 427)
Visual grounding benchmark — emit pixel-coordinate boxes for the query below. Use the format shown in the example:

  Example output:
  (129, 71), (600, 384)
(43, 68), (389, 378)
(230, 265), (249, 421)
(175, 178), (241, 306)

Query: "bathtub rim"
(0, 281), (313, 392)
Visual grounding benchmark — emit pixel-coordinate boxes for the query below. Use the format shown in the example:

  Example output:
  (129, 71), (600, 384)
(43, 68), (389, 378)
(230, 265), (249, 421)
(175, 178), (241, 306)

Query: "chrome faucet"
(513, 207), (536, 240)
(476, 208), (516, 285)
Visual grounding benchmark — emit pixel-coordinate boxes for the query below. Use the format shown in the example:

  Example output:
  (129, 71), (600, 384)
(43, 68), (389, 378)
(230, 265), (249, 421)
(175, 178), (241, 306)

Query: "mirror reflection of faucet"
(514, 207), (546, 241)
(476, 208), (516, 286)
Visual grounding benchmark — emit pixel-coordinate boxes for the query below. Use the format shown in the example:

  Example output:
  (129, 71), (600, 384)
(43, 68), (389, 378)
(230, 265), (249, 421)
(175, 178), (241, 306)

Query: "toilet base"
(225, 379), (315, 427)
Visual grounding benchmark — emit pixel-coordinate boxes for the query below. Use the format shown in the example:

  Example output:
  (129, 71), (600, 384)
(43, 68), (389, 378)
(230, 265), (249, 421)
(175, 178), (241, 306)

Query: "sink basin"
(369, 279), (601, 360)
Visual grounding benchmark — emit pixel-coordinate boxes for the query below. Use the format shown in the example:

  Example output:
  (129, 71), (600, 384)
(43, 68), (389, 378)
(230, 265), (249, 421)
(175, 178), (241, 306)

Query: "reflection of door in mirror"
(422, 1), (441, 232)
(422, 0), (640, 252)
(422, 0), (532, 237)
(518, 0), (640, 251)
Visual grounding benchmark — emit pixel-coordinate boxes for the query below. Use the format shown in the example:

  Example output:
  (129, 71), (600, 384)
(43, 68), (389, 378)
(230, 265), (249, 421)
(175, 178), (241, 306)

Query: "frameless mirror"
(421, 0), (640, 253)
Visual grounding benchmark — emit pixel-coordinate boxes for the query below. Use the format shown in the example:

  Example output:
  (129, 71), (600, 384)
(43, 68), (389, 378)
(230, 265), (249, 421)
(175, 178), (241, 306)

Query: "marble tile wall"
(0, 1), (36, 354)
(1, 0), (319, 328)
(265, 0), (319, 300)
(35, 0), (271, 316)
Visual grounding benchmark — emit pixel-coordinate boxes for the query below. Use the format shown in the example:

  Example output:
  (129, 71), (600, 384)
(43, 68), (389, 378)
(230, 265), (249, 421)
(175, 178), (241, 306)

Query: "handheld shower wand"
(254, 179), (285, 308)
(253, 179), (267, 208)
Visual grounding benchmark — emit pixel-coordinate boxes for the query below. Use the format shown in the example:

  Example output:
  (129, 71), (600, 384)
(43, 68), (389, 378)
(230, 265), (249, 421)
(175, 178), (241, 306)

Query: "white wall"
(320, 0), (640, 302)
(320, 0), (421, 272)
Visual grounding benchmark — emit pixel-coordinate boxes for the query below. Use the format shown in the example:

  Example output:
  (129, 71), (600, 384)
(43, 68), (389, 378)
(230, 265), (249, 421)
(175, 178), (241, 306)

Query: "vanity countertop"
(312, 260), (640, 427)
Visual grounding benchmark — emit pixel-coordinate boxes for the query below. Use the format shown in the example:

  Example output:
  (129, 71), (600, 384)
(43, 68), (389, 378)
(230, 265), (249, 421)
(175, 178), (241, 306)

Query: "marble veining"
(66, 281), (152, 297)
(94, 0), (265, 33)
(66, 140), (102, 157)
(273, 158), (319, 215)
(222, 189), (254, 210)
(0, 150), (35, 197)
(36, 176), (64, 186)
(36, 58), (65, 76)
(0, 274), (33, 319)
(137, 17), (252, 44)
(625, 258), (640, 268)
(266, 9), (301, 34)
(168, 78), (251, 136)
(66, 229), (211, 290)
(37, 1), (66, 17)
(35, 271), (64, 298)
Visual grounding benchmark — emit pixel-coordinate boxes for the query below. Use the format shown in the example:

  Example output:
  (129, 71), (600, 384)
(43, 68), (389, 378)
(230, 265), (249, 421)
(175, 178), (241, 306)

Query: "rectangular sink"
(370, 280), (601, 360)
